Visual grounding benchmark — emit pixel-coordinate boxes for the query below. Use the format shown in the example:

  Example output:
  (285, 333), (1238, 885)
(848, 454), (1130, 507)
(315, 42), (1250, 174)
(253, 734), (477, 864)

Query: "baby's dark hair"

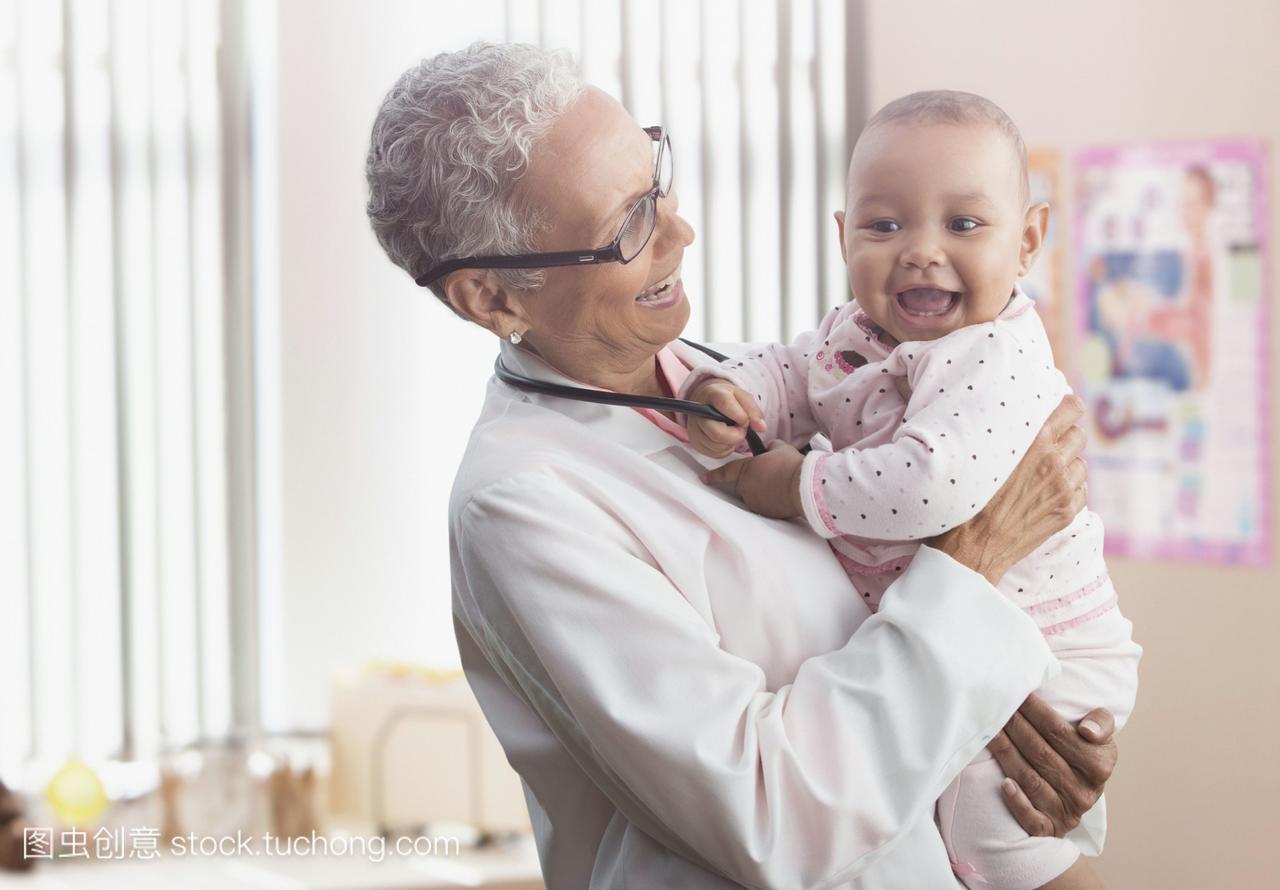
(863, 90), (1029, 204)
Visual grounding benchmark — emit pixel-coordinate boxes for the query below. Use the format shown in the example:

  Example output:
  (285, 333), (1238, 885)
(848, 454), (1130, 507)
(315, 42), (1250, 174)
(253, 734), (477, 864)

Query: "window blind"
(507, 0), (857, 343)
(0, 0), (252, 775)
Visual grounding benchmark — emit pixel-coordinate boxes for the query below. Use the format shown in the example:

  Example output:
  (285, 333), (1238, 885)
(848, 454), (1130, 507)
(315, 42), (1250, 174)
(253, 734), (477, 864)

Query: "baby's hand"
(704, 441), (805, 519)
(687, 380), (766, 458)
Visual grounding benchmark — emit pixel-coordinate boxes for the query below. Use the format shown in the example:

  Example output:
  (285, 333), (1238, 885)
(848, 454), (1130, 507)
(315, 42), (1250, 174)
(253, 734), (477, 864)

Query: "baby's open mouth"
(896, 288), (960, 317)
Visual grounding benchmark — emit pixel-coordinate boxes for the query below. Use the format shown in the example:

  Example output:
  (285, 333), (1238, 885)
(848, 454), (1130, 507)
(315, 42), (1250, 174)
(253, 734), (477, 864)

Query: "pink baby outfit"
(681, 290), (1141, 889)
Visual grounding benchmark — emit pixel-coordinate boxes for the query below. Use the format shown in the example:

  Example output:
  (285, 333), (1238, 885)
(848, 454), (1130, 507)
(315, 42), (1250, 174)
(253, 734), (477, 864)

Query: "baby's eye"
(948, 217), (980, 233)
(868, 220), (900, 234)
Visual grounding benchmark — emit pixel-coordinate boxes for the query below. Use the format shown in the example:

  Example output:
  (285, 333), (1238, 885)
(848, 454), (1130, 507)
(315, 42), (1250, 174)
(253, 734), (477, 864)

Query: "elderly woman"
(366, 43), (1115, 890)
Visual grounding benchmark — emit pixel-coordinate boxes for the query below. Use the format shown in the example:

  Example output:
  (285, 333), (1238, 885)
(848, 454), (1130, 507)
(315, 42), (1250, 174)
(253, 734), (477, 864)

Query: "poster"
(1074, 140), (1270, 566)
(1024, 150), (1066, 365)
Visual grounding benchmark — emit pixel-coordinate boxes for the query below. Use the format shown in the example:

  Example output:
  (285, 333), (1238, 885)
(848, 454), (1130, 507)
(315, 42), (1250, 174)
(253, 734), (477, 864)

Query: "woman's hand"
(930, 394), (1088, 585)
(988, 694), (1118, 838)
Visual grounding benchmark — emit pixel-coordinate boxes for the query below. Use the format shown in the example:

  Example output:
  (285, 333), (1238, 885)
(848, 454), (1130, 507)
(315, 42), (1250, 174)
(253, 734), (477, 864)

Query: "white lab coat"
(450, 338), (1062, 889)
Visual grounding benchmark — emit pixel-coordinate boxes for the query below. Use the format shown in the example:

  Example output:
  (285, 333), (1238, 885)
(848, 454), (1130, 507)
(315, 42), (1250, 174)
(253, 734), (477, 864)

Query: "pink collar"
(628, 346), (691, 442)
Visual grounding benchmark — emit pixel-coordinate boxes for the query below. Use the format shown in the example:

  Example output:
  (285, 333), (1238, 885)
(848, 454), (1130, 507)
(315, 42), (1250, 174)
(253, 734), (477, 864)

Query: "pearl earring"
(508, 330), (523, 345)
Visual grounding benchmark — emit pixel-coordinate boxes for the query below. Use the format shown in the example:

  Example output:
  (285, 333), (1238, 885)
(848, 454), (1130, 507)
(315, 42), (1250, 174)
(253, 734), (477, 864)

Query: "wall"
(270, 0), (507, 729)
(862, 1), (1280, 886)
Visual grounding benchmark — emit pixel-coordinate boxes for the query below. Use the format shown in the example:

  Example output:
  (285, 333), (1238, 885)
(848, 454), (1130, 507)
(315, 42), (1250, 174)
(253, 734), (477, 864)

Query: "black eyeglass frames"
(415, 126), (673, 288)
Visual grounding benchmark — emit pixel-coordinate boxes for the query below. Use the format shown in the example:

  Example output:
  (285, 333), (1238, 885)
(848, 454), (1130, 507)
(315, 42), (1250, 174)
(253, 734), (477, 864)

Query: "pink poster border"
(1073, 139), (1272, 567)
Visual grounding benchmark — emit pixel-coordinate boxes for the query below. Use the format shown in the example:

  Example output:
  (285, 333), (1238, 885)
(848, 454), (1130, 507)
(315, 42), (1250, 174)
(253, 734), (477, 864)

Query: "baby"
(682, 92), (1141, 890)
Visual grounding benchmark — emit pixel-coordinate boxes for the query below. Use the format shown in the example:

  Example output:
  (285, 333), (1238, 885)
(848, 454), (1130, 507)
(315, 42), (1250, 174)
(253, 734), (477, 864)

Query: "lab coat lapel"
(495, 340), (689, 459)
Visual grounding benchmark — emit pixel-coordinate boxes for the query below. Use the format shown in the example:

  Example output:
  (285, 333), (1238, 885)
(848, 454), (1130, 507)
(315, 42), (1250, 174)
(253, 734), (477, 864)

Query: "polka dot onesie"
(681, 287), (1142, 889)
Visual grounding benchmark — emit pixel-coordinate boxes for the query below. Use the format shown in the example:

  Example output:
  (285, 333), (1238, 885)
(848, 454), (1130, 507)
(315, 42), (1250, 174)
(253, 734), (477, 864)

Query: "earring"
(508, 330), (523, 345)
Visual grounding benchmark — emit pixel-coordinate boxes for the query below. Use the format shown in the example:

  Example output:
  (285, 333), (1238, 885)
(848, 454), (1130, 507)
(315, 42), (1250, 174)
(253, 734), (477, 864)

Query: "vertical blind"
(507, 0), (859, 344)
(0, 0), (250, 775)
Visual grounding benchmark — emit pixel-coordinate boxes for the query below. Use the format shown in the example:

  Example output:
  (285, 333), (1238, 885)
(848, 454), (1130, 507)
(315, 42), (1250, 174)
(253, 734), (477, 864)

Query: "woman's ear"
(442, 270), (528, 339)
(1018, 203), (1050, 275)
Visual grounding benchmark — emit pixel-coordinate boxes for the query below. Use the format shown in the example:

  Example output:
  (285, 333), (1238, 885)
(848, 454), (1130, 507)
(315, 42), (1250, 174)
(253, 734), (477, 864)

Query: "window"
(0, 0), (259, 774)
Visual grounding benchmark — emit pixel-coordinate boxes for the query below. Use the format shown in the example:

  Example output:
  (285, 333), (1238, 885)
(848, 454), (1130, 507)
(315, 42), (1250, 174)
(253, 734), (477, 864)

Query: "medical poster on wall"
(1074, 139), (1270, 566)
(1024, 150), (1066, 365)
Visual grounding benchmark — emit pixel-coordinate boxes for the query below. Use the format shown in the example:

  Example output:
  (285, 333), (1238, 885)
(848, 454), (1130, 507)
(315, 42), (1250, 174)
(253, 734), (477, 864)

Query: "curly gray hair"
(365, 42), (586, 302)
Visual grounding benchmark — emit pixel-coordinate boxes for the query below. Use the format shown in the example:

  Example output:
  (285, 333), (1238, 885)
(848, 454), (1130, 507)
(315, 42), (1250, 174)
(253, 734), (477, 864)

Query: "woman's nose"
(655, 189), (695, 251)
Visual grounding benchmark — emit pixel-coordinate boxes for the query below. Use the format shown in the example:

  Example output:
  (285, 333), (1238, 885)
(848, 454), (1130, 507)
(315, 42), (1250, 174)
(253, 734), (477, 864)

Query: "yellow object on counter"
(45, 760), (108, 825)
(361, 661), (465, 685)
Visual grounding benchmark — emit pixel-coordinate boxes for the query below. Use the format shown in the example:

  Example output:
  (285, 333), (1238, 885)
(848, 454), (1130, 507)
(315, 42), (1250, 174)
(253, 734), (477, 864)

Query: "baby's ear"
(1018, 203), (1050, 275)
(834, 211), (848, 264)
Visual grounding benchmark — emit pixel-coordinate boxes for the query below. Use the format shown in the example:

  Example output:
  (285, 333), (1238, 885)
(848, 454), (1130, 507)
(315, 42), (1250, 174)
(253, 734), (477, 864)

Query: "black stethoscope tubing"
(494, 338), (768, 455)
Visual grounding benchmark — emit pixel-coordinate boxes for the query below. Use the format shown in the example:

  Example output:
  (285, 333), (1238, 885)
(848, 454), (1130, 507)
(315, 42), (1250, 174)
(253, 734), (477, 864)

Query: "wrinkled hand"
(687, 380), (766, 458)
(704, 441), (805, 519)
(989, 694), (1118, 838)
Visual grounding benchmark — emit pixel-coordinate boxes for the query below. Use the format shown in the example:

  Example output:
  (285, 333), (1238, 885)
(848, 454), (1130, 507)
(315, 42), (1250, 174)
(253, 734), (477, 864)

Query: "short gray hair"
(365, 42), (586, 302)
(864, 89), (1029, 202)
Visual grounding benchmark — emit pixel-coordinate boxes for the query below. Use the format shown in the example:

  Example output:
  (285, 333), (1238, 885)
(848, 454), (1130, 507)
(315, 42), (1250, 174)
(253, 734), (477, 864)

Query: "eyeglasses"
(415, 126), (673, 288)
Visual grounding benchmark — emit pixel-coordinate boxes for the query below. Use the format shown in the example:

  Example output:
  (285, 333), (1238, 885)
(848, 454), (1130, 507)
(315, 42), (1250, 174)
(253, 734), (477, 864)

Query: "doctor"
(366, 43), (1116, 889)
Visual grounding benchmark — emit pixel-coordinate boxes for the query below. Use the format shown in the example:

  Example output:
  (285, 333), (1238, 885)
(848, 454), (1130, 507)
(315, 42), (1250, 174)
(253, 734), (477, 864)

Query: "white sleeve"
(1070, 797), (1107, 857)
(452, 469), (1058, 890)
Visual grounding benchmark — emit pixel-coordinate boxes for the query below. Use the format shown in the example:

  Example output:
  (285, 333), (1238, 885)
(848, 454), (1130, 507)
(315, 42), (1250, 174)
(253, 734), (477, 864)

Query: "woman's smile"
(635, 265), (684, 309)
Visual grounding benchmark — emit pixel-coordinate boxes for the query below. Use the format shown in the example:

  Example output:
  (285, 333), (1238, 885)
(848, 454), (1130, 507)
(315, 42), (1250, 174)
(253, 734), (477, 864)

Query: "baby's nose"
(899, 235), (945, 268)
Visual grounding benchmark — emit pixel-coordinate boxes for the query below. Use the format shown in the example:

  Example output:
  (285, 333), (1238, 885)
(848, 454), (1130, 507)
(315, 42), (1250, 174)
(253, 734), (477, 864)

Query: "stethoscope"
(494, 338), (768, 455)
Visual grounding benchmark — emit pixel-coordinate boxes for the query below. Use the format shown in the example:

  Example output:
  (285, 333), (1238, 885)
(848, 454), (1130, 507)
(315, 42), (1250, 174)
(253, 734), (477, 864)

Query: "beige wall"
(862, 1), (1279, 886)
